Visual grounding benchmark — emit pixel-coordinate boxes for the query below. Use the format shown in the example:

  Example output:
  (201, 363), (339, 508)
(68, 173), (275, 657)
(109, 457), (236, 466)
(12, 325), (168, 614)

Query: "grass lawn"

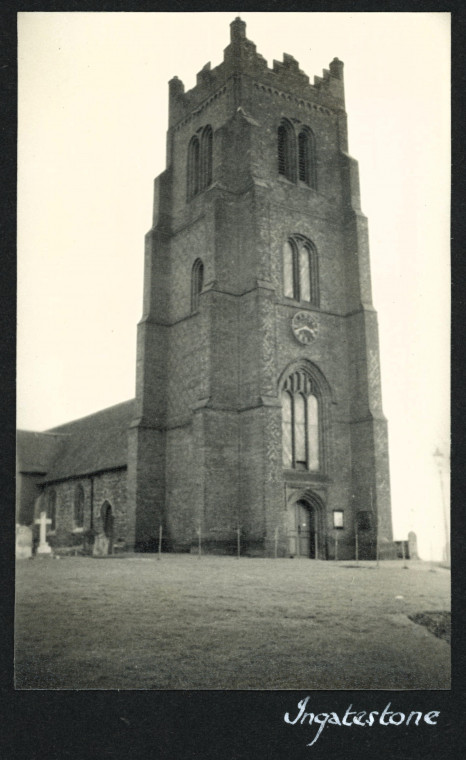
(15, 555), (450, 690)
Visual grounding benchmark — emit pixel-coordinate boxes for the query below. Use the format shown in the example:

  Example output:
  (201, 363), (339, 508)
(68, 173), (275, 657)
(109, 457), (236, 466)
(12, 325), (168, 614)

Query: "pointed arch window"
(278, 119), (296, 182)
(281, 391), (293, 468)
(187, 136), (200, 199)
(47, 490), (57, 532)
(278, 121), (316, 188)
(200, 125), (213, 190)
(282, 236), (319, 305)
(298, 127), (316, 188)
(191, 258), (204, 312)
(281, 370), (321, 471)
(74, 485), (85, 530)
(299, 244), (311, 301)
(187, 125), (213, 200)
(283, 241), (295, 299)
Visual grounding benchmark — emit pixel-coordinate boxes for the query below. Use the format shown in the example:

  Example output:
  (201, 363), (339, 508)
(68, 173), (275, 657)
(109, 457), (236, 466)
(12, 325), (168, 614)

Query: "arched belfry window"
(278, 119), (296, 182)
(200, 125), (213, 190)
(74, 485), (84, 529)
(278, 121), (316, 188)
(281, 369), (322, 471)
(298, 127), (316, 188)
(187, 136), (200, 199)
(191, 258), (204, 312)
(187, 125), (213, 200)
(283, 236), (319, 305)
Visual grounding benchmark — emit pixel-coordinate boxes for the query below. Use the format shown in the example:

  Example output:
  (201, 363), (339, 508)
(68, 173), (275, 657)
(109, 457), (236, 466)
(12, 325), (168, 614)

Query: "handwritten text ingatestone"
(284, 697), (440, 747)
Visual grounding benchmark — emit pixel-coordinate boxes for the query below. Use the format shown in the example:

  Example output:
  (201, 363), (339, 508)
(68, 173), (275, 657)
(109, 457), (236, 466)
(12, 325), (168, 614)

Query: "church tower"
(127, 18), (393, 558)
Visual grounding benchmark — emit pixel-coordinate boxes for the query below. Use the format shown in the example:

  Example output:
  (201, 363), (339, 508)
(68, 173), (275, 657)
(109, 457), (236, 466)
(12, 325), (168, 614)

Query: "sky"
(17, 12), (450, 560)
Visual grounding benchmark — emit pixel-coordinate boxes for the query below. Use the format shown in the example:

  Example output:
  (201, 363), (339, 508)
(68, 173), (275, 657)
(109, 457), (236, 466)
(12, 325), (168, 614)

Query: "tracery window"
(74, 485), (84, 529)
(283, 236), (319, 305)
(191, 258), (204, 312)
(281, 370), (320, 471)
(187, 125), (213, 200)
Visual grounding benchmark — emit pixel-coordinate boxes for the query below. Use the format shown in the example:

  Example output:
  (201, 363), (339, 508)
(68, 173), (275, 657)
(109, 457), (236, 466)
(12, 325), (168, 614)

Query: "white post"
(433, 449), (450, 565)
(355, 527), (359, 565)
(35, 511), (52, 555)
(335, 531), (338, 562)
(158, 524), (162, 560)
(274, 526), (279, 559)
(315, 530), (319, 560)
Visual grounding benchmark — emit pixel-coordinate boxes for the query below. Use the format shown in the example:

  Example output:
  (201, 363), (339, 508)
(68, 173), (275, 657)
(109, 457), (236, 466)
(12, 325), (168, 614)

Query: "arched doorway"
(101, 501), (114, 554)
(287, 492), (324, 559)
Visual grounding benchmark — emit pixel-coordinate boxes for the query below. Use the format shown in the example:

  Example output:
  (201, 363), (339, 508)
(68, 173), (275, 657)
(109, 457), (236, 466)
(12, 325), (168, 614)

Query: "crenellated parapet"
(168, 17), (345, 128)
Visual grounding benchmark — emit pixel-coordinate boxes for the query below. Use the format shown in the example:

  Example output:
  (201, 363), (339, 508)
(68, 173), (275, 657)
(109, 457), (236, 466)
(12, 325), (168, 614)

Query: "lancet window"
(74, 485), (84, 529)
(283, 236), (319, 305)
(187, 125), (213, 200)
(191, 258), (204, 312)
(278, 119), (296, 182)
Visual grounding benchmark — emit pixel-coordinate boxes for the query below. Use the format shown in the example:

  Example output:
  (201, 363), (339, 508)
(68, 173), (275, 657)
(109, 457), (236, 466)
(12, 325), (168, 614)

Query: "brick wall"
(37, 469), (128, 549)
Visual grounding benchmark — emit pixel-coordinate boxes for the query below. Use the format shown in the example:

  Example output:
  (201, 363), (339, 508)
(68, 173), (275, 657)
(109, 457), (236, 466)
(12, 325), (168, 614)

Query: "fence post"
(158, 524), (162, 560)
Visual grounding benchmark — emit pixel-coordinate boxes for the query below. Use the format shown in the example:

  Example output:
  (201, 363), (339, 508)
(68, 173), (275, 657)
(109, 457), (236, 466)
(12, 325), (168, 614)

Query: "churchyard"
(15, 555), (450, 690)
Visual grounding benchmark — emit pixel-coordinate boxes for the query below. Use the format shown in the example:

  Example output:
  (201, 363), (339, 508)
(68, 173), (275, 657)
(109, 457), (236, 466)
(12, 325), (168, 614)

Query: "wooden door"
(296, 501), (311, 557)
(287, 499), (316, 558)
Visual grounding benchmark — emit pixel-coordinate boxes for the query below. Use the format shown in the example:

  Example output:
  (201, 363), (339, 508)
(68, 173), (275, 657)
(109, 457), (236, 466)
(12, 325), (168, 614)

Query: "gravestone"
(16, 524), (32, 559)
(93, 533), (109, 557)
(35, 511), (52, 556)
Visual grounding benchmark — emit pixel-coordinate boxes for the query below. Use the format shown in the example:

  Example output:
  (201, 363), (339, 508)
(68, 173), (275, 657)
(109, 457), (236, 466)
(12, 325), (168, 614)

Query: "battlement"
(168, 17), (345, 127)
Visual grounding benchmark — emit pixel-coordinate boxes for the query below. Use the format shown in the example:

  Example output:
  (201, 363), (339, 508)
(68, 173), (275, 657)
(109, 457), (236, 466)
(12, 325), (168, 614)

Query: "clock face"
(291, 311), (319, 344)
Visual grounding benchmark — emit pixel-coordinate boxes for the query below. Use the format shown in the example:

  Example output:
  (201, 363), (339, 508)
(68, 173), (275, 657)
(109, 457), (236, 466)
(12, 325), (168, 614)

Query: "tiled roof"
(16, 430), (66, 475)
(17, 399), (136, 483)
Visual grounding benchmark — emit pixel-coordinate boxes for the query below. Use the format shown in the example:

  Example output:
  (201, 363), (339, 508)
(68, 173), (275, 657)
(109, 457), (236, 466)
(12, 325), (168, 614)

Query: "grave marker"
(93, 533), (109, 557)
(34, 511), (52, 555)
(16, 525), (32, 559)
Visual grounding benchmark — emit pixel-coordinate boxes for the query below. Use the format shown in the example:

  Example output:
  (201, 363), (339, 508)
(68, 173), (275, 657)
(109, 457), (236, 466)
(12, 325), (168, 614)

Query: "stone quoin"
(16, 18), (394, 559)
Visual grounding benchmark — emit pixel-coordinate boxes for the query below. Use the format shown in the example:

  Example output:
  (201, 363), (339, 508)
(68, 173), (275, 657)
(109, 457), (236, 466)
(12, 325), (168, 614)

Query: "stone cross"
(35, 511), (52, 555)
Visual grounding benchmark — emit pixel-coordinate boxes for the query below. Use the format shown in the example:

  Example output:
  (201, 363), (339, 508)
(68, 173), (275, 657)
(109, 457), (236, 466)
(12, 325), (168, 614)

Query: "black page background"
(2, 2), (464, 758)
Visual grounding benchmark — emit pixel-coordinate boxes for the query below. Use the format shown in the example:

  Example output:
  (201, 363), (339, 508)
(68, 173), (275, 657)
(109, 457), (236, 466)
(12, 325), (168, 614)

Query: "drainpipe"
(90, 476), (94, 530)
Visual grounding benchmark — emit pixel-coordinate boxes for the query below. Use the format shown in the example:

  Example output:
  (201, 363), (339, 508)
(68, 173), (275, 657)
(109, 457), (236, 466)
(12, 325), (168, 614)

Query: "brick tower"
(127, 18), (393, 559)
